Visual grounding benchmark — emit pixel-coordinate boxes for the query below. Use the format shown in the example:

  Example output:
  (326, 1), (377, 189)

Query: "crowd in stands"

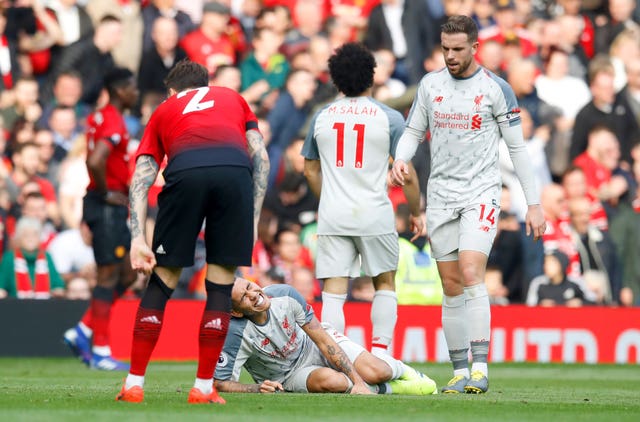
(0, 0), (639, 307)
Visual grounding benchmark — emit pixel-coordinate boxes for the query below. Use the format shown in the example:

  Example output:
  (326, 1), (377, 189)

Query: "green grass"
(1, 358), (639, 421)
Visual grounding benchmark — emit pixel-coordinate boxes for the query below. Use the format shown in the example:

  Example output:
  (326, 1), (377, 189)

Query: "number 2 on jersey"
(333, 122), (365, 168)
(178, 86), (214, 114)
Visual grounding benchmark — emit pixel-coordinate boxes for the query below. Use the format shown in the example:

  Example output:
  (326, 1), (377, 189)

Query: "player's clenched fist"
(130, 236), (156, 275)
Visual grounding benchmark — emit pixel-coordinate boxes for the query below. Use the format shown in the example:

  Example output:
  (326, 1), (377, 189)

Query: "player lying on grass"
(213, 279), (437, 395)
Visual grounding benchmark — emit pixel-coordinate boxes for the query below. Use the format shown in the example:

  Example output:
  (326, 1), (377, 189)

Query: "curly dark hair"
(328, 42), (375, 97)
(164, 59), (209, 92)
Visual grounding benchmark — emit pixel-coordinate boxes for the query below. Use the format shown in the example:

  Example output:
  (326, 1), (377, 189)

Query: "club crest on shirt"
(473, 95), (484, 112)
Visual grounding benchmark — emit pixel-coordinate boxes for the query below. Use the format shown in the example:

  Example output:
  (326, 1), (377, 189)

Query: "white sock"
(465, 284), (491, 377)
(454, 368), (470, 378)
(372, 351), (405, 380)
(78, 322), (92, 337)
(442, 293), (469, 375)
(321, 292), (347, 334)
(194, 377), (213, 394)
(92, 345), (111, 356)
(125, 374), (144, 389)
(471, 362), (488, 377)
(371, 290), (397, 353)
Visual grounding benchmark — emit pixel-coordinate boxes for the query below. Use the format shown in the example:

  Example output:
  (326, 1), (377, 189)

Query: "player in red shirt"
(116, 60), (269, 404)
(63, 68), (139, 371)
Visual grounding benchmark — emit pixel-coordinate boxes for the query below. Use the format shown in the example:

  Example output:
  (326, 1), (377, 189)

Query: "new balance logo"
(140, 315), (161, 324)
(205, 318), (223, 330)
(156, 245), (166, 254)
(433, 96), (444, 103)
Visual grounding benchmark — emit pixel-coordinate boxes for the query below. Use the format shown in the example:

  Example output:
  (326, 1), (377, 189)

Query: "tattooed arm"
(246, 129), (269, 240)
(214, 379), (284, 394)
(129, 155), (159, 274)
(302, 316), (373, 394)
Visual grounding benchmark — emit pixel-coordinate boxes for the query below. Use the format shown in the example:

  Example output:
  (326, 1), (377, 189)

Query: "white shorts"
(315, 233), (399, 279)
(282, 323), (367, 393)
(427, 204), (499, 260)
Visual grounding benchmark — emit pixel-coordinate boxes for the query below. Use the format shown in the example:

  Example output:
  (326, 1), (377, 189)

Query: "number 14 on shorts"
(478, 203), (496, 232)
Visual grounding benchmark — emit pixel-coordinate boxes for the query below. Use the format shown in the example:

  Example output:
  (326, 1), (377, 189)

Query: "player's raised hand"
(259, 380), (284, 393)
(130, 236), (156, 275)
(525, 204), (547, 241)
(391, 160), (409, 186)
(350, 382), (375, 395)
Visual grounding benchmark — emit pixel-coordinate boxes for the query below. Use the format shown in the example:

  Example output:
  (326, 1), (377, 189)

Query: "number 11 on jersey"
(333, 122), (365, 168)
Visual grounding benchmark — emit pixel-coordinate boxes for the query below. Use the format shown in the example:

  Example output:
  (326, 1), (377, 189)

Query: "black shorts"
(152, 166), (254, 268)
(83, 191), (131, 265)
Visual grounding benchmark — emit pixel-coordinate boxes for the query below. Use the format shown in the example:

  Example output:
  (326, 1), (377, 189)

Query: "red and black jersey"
(86, 103), (131, 194)
(136, 86), (259, 176)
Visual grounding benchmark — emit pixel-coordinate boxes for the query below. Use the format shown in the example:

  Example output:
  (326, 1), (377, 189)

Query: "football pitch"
(1, 358), (639, 422)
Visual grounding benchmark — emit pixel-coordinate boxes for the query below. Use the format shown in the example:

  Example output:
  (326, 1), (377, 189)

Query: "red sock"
(80, 308), (92, 330)
(130, 307), (165, 376)
(196, 310), (230, 379)
(90, 286), (113, 348)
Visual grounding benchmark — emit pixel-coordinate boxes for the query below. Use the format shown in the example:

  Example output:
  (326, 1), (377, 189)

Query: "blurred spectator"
(394, 203), (442, 305)
(141, 0), (194, 54)
(180, 2), (235, 75)
(210, 64), (241, 91)
(272, 137), (305, 185)
(535, 48), (591, 121)
(19, 191), (58, 248)
(472, 0), (496, 31)
(14, 0), (62, 78)
(7, 142), (59, 226)
(266, 69), (315, 185)
(363, 0), (435, 85)
(566, 196), (622, 304)
(347, 276), (375, 302)
(478, 0), (537, 60)
(323, 15), (352, 50)
(263, 171), (318, 230)
(66, 276), (91, 300)
(0, 216), (64, 299)
(45, 15), (123, 106)
(38, 71), (90, 133)
(593, 0), (640, 56)
(561, 166), (608, 231)
(56, 133), (88, 229)
(271, 225), (314, 282)
(608, 29), (640, 93)
(290, 265), (318, 302)
(485, 266), (510, 305)
(305, 35), (337, 107)
(487, 187), (526, 302)
(573, 125), (630, 208)
(540, 183), (579, 275)
(571, 56), (636, 166)
(552, 0), (596, 59)
(1, 76), (41, 133)
(616, 55), (640, 146)
(47, 220), (95, 286)
(48, 105), (82, 163)
(137, 16), (187, 102)
(506, 58), (558, 129)
(372, 49), (406, 102)
(526, 250), (589, 307)
(0, 8), (21, 92)
(86, 0), (143, 74)
(240, 26), (289, 109)
(46, 0), (94, 64)
(34, 128), (59, 187)
(477, 39), (505, 78)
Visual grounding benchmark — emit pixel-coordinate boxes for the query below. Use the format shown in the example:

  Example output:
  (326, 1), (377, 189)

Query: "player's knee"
(307, 369), (350, 393)
(358, 359), (392, 384)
